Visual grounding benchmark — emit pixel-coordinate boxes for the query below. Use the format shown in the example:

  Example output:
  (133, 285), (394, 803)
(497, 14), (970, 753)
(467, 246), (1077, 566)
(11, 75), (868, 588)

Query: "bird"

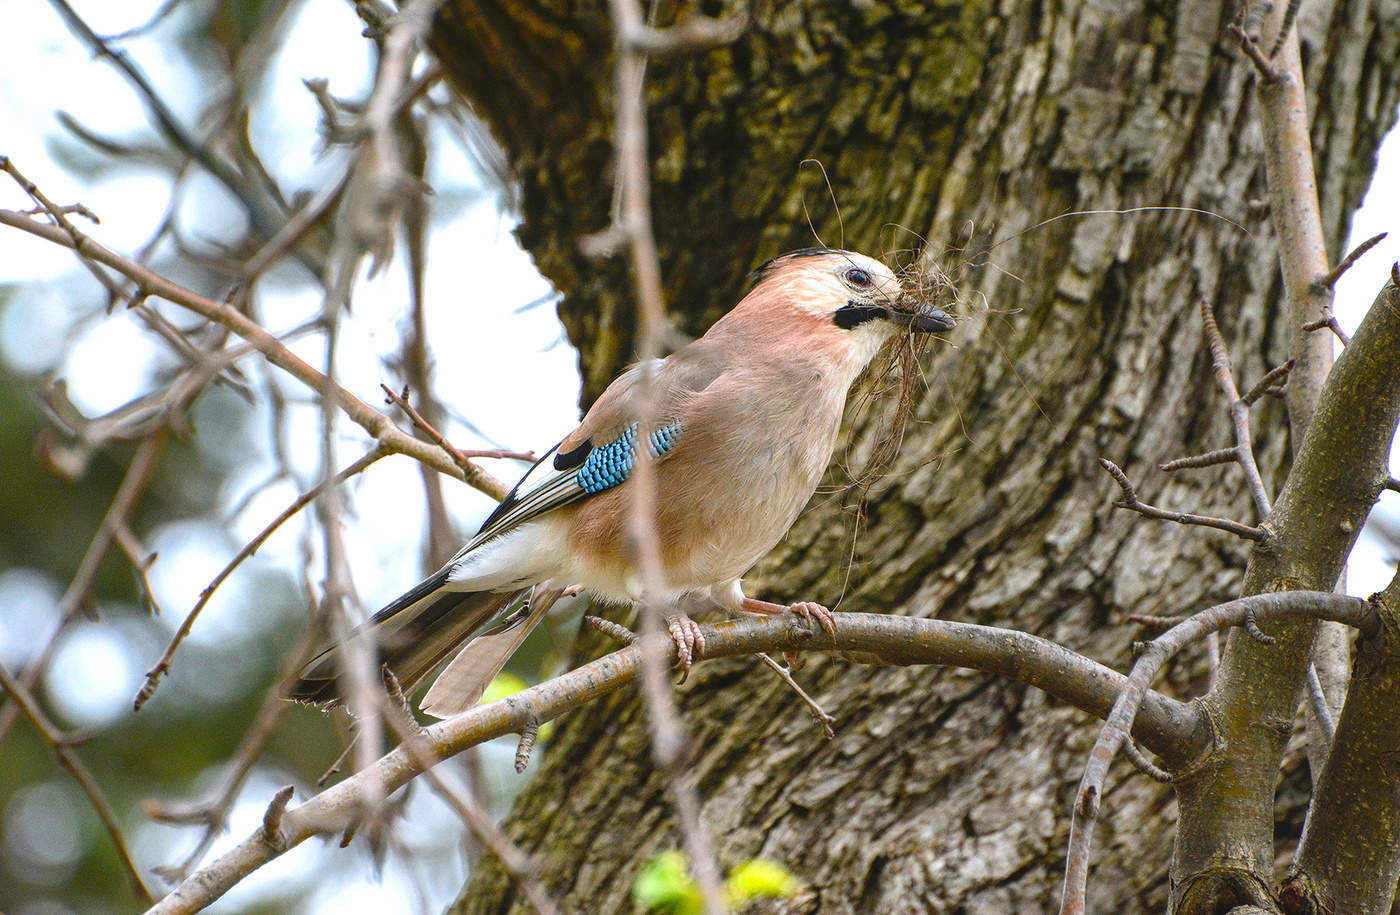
(290, 247), (955, 718)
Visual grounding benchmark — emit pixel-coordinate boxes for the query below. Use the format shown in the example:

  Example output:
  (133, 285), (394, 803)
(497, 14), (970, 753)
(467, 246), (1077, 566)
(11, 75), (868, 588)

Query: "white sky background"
(0, 1), (1396, 913)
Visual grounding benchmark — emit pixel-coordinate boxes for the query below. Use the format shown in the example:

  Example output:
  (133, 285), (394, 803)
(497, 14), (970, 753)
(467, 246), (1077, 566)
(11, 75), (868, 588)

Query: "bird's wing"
(289, 584), (524, 705)
(458, 345), (728, 557)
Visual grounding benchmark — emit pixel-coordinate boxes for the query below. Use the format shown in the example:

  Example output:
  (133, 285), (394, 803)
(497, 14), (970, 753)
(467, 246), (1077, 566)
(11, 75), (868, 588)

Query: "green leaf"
(634, 850), (702, 914)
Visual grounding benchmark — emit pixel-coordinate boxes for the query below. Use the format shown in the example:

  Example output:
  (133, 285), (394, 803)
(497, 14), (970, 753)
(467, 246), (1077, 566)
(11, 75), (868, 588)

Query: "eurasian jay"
(291, 247), (954, 718)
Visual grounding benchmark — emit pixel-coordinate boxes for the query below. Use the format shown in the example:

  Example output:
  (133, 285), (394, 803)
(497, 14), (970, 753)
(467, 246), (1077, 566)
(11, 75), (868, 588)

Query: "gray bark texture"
(426, 0), (1399, 911)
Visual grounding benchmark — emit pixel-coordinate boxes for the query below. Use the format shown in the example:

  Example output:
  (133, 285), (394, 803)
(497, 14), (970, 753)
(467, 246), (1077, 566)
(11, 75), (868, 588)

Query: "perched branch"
(148, 611), (1207, 913)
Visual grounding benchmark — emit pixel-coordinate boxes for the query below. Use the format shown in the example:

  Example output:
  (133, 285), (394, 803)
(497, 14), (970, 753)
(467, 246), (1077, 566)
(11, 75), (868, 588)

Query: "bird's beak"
(887, 304), (955, 333)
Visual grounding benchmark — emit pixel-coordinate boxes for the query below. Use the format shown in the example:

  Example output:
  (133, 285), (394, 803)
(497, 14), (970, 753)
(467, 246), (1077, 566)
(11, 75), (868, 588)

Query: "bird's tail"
(419, 586), (562, 718)
(288, 570), (526, 709)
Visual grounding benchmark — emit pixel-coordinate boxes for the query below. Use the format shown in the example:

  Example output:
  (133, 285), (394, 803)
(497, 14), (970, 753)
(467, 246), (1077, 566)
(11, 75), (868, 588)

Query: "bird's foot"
(788, 601), (836, 636)
(740, 597), (836, 636)
(665, 613), (705, 682)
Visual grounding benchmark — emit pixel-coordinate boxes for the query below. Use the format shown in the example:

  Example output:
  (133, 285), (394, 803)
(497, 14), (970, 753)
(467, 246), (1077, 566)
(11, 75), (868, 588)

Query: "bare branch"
(588, 2), (750, 910)
(1320, 231), (1388, 289)
(1059, 592), (1379, 915)
(148, 611), (1208, 912)
(1097, 458), (1267, 541)
(514, 720), (540, 774)
(1268, 0), (1304, 59)
(1241, 359), (1295, 406)
(1228, 22), (1278, 79)
(381, 384), (537, 464)
(1301, 313), (1352, 346)
(134, 446), (388, 710)
(0, 205), (509, 499)
(756, 653), (836, 739)
(44, 0), (290, 238)
(1200, 299), (1272, 517)
(0, 661), (155, 906)
(1158, 447), (1241, 472)
(1120, 739), (1172, 784)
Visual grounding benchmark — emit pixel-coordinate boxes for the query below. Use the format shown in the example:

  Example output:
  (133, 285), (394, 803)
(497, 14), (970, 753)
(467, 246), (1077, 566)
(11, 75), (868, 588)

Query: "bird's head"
(733, 247), (955, 371)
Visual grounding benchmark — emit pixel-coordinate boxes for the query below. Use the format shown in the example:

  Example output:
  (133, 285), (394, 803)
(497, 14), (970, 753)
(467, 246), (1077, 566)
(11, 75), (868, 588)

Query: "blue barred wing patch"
(576, 421), (684, 494)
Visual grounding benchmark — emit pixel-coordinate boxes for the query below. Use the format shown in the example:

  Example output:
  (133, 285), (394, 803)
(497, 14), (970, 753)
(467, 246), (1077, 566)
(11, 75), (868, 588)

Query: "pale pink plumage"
(292, 248), (954, 717)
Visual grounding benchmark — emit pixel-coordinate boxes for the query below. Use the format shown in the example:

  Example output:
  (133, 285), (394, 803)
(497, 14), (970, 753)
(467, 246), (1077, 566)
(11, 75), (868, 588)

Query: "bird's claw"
(665, 613), (705, 682)
(788, 601), (836, 637)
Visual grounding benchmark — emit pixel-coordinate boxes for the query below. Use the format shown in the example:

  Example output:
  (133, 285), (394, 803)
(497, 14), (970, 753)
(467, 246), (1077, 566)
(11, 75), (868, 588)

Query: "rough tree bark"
(426, 1), (1398, 911)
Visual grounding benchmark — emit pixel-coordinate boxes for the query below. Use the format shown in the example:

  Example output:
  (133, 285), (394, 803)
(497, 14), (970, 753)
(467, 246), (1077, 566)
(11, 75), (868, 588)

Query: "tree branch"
(1173, 259), (1400, 911)
(1059, 591), (1379, 915)
(1283, 277), (1400, 912)
(147, 611), (1206, 913)
(0, 661), (156, 906)
(0, 205), (509, 499)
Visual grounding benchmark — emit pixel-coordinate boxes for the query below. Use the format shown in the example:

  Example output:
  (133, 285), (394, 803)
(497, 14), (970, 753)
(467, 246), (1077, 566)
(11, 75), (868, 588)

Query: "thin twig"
(0, 661), (155, 905)
(44, 0), (290, 239)
(756, 653), (836, 739)
(0, 205), (509, 499)
(1300, 313), (1351, 346)
(1304, 664), (1336, 748)
(1320, 232), (1388, 288)
(586, 614), (639, 645)
(381, 384), (536, 464)
(1241, 359), (1296, 406)
(1268, 0), (1304, 59)
(1120, 739), (1173, 784)
(1097, 458), (1267, 541)
(1200, 299), (1272, 517)
(1228, 22), (1278, 78)
(515, 720), (540, 774)
(1158, 448), (1241, 472)
(134, 446), (390, 710)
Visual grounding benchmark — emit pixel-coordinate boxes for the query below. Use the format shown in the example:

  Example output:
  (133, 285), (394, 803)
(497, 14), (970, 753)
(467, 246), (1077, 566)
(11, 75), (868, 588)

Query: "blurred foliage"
(633, 850), (800, 914)
(0, 1), (344, 911)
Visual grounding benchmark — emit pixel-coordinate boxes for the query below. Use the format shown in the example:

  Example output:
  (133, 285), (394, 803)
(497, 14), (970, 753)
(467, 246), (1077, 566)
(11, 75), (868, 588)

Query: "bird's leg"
(740, 597), (837, 636)
(664, 612), (705, 682)
(740, 597), (835, 669)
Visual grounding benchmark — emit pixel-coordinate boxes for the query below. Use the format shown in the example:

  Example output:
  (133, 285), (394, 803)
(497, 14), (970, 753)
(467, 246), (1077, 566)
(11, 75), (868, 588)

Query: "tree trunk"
(428, 1), (1399, 910)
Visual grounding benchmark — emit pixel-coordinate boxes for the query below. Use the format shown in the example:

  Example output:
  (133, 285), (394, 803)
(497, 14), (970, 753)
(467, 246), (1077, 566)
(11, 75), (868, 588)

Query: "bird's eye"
(845, 268), (873, 288)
